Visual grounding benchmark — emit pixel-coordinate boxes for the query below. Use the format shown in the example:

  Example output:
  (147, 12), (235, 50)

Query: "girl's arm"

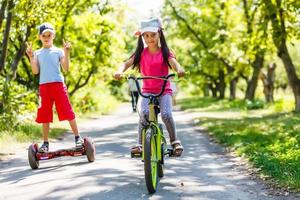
(169, 58), (185, 77)
(61, 40), (71, 71)
(114, 56), (134, 80)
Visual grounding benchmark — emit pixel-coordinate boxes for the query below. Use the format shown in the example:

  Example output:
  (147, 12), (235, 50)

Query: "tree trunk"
(0, 0), (8, 29)
(209, 83), (217, 98)
(245, 52), (264, 100)
(260, 63), (276, 102)
(10, 26), (31, 79)
(218, 70), (226, 99)
(203, 84), (210, 97)
(229, 77), (238, 100)
(278, 43), (300, 111)
(0, 0), (14, 72)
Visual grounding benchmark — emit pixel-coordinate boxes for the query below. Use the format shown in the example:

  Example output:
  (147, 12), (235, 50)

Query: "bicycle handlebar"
(128, 74), (176, 99)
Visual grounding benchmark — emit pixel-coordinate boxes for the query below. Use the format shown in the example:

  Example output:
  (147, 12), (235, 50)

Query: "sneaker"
(75, 136), (84, 147)
(38, 142), (49, 153)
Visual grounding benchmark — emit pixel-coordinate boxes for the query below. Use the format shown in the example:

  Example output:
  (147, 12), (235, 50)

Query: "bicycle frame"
(128, 74), (175, 193)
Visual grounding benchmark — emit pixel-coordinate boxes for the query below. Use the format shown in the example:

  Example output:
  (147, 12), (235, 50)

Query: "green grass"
(179, 97), (300, 190)
(0, 123), (67, 143)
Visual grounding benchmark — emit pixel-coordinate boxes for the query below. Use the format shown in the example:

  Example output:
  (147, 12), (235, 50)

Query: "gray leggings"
(138, 93), (177, 144)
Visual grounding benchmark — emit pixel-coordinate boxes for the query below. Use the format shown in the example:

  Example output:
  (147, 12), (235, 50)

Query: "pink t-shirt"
(140, 47), (175, 95)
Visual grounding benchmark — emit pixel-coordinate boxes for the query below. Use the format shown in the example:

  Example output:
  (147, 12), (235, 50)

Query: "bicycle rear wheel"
(144, 127), (158, 194)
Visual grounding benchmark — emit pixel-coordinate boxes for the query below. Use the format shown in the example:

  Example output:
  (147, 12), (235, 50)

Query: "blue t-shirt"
(34, 47), (65, 84)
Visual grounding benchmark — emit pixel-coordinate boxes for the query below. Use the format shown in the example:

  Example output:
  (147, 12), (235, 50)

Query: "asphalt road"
(0, 104), (298, 200)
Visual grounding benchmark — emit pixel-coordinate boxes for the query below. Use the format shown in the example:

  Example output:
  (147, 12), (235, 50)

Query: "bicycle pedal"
(131, 152), (142, 158)
(167, 148), (174, 157)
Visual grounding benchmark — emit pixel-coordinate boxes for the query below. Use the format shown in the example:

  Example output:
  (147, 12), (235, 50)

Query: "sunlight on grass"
(179, 96), (300, 190)
(0, 122), (67, 155)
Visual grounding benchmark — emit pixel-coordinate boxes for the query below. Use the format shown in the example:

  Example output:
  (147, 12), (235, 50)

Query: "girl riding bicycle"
(114, 17), (185, 157)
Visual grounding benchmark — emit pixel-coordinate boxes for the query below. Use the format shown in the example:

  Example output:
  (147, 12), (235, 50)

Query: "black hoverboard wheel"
(28, 143), (39, 169)
(84, 137), (95, 162)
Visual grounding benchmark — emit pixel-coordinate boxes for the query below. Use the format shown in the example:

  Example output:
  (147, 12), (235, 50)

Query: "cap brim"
(141, 27), (159, 34)
(41, 29), (55, 34)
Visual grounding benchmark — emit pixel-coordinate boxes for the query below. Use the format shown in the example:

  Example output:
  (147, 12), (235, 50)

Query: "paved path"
(0, 104), (297, 200)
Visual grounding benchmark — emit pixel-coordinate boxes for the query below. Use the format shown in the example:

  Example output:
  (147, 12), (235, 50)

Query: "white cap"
(140, 18), (162, 34)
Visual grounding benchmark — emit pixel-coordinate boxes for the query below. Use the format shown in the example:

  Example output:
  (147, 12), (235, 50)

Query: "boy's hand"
(63, 39), (71, 53)
(25, 42), (34, 58)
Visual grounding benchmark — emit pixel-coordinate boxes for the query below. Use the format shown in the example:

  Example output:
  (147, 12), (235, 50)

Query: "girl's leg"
(131, 96), (149, 154)
(160, 94), (183, 156)
(138, 96), (149, 144)
(159, 94), (177, 142)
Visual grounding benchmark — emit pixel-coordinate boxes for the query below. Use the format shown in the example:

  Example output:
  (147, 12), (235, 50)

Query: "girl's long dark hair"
(132, 29), (171, 71)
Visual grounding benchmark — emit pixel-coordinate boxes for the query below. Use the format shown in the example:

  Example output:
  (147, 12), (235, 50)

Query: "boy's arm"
(168, 58), (185, 77)
(60, 53), (70, 71)
(114, 56), (134, 80)
(60, 40), (71, 71)
(26, 42), (39, 74)
(29, 56), (40, 74)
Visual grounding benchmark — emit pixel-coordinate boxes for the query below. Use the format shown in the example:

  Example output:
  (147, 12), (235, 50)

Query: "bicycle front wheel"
(144, 127), (158, 194)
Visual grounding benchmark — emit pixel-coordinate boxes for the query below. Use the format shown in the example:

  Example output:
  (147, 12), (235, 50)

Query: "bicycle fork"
(142, 123), (166, 164)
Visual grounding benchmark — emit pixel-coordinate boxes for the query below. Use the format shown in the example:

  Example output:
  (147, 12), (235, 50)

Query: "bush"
(246, 99), (265, 110)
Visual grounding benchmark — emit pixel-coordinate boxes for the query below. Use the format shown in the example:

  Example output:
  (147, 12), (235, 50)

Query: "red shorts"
(36, 82), (75, 123)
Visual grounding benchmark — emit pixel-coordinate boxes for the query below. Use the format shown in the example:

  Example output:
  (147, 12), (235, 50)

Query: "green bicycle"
(128, 74), (177, 194)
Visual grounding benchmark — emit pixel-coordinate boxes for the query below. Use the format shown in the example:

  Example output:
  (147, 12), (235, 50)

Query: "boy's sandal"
(131, 144), (142, 154)
(171, 140), (183, 157)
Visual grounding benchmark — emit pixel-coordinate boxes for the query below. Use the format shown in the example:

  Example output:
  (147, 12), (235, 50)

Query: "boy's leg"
(69, 119), (83, 147)
(36, 84), (54, 153)
(53, 83), (82, 146)
(38, 123), (50, 152)
(69, 119), (79, 136)
(42, 123), (50, 142)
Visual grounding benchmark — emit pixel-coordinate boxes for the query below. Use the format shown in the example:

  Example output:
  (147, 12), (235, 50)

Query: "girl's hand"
(25, 42), (34, 58)
(63, 39), (71, 53)
(177, 68), (185, 77)
(114, 72), (122, 80)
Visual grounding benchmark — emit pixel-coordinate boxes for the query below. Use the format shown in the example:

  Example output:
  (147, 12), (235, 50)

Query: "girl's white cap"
(140, 18), (162, 34)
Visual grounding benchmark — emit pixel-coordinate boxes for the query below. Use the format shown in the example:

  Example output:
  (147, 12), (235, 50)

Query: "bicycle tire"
(158, 124), (164, 178)
(144, 127), (158, 194)
(158, 143), (165, 178)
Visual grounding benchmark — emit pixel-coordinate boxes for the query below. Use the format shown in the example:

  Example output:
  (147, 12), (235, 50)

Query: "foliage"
(162, 0), (300, 108)
(0, 0), (128, 131)
(0, 77), (36, 130)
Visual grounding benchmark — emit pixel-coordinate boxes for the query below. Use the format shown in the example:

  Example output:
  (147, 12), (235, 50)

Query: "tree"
(263, 0), (300, 111)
